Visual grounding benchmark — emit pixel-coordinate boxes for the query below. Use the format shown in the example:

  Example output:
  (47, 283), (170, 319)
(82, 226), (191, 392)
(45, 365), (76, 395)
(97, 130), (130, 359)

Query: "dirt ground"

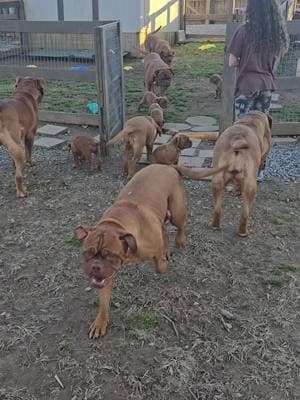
(0, 141), (299, 400)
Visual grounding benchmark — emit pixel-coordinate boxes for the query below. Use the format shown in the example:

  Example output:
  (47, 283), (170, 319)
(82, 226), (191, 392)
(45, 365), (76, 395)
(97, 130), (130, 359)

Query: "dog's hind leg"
(211, 177), (225, 230)
(4, 135), (27, 198)
(25, 132), (36, 166)
(168, 184), (187, 249)
(238, 180), (257, 237)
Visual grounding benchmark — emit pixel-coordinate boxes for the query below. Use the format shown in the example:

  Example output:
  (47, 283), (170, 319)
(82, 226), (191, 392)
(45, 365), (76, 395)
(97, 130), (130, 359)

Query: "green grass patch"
(128, 313), (160, 331)
(65, 236), (82, 249)
(269, 217), (284, 225)
(119, 343), (129, 354)
(267, 263), (296, 288)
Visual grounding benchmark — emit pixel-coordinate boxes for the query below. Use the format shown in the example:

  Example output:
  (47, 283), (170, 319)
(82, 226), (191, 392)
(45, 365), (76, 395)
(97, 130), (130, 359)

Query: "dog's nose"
(92, 264), (101, 273)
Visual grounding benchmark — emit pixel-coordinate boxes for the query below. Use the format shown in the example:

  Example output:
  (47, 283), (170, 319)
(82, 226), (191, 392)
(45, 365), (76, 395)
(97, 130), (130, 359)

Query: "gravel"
(266, 143), (300, 180)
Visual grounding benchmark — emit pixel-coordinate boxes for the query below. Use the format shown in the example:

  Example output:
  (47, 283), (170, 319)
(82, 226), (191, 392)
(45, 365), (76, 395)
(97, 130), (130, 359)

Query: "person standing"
(228, 0), (289, 181)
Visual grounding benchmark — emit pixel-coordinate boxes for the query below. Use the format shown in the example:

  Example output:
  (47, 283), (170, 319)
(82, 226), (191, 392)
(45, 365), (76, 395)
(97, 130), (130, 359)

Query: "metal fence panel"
(95, 22), (124, 141)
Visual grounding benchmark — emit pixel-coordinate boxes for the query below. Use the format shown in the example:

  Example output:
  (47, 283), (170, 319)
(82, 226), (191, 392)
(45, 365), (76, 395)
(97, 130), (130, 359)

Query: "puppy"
(209, 74), (223, 99)
(144, 52), (174, 96)
(0, 76), (46, 197)
(69, 135), (101, 171)
(138, 91), (168, 110)
(74, 163), (225, 338)
(144, 26), (175, 65)
(176, 111), (272, 237)
(151, 134), (192, 165)
(107, 116), (160, 179)
(149, 103), (164, 129)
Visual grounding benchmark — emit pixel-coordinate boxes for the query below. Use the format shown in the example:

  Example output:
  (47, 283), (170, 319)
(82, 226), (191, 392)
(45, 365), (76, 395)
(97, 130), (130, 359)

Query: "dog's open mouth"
(90, 275), (113, 289)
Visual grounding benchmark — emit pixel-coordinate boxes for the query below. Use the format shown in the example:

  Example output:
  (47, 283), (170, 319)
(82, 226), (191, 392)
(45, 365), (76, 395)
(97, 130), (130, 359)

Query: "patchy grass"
(128, 313), (160, 331)
(267, 263), (297, 288)
(65, 236), (82, 249)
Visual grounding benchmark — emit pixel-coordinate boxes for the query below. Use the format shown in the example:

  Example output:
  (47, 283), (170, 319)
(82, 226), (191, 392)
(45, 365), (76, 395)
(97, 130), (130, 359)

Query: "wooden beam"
(276, 77), (300, 90)
(272, 122), (300, 136)
(39, 110), (99, 126)
(205, 0), (211, 24)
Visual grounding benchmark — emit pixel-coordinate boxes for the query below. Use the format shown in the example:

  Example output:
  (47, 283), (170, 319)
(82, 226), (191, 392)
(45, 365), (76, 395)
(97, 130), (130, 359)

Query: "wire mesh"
(272, 32), (300, 123)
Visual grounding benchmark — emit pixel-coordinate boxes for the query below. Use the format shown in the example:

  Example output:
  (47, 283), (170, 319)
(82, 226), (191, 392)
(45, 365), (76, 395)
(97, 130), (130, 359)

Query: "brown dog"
(144, 26), (175, 65)
(107, 116), (160, 179)
(74, 163), (225, 338)
(69, 135), (101, 171)
(138, 91), (168, 110)
(0, 76), (46, 197)
(209, 74), (223, 99)
(144, 52), (174, 96)
(176, 111), (272, 237)
(151, 134), (192, 165)
(149, 103), (164, 129)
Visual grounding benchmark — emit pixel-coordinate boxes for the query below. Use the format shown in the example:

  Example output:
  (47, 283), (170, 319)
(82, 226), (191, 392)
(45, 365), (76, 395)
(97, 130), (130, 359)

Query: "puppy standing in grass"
(0, 76), (46, 197)
(209, 74), (223, 99)
(69, 135), (101, 171)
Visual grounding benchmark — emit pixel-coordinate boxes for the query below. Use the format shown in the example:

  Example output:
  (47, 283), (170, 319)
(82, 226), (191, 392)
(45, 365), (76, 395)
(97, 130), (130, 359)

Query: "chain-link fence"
(0, 20), (124, 144)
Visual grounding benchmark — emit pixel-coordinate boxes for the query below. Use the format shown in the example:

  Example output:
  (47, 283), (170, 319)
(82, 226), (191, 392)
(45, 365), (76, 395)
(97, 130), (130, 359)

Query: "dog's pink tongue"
(91, 277), (106, 288)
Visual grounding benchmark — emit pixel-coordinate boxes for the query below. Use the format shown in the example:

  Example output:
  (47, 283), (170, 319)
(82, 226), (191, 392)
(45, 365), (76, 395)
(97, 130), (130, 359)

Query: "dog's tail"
(107, 128), (131, 146)
(150, 26), (162, 35)
(132, 45), (148, 55)
(231, 138), (249, 151)
(174, 164), (228, 180)
(228, 138), (249, 174)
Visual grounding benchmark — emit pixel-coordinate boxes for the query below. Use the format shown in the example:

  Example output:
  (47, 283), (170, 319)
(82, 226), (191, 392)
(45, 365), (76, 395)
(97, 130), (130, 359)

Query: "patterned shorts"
(234, 90), (272, 121)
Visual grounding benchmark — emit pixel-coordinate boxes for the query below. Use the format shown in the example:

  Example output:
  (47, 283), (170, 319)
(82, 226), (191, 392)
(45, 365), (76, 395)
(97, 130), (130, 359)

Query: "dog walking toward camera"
(107, 116), (161, 179)
(0, 76), (46, 197)
(69, 135), (101, 171)
(149, 102), (165, 130)
(144, 26), (175, 65)
(176, 111), (272, 237)
(209, 74), (223, 99)
(74, 163), (227, 338)
(144, 52), (174, 96)
(151, 134), (192, 165)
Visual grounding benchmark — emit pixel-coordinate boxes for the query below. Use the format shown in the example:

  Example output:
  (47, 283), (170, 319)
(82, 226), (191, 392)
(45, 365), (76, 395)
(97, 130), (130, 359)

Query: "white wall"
(64, 0), (93, 21)
(141, 0), (180, 32)
(24, 0), (58, 21)
(98, 0), (141, 32)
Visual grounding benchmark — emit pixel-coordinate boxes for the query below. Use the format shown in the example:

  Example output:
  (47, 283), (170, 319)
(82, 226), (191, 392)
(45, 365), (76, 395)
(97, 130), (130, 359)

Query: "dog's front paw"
(89, 318), (108, 339)
(28, 159), (37, 167)
(17, 188), (27, 198)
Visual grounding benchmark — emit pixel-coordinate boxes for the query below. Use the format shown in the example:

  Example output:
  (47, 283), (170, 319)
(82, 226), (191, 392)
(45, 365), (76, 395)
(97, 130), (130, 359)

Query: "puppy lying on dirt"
(149, 103), (164, 129)
(209, 74), (223, 99)
(151, 134), (192, 165)
(0, 76), (46, 197)
(138, 91), (168, 110)
(176, 111), (272, 237)
(144, 52), (174, 96)
(69, 135), (101, 171)
(74, 163), (225, 338)
(144, 26), (175, 65)
(107, 116), (160, 179)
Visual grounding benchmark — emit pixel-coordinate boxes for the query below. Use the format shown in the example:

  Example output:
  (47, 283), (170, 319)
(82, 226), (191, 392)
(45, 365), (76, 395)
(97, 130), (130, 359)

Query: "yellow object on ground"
(198, 44), (216, 51)
(123, 65), (134, 71)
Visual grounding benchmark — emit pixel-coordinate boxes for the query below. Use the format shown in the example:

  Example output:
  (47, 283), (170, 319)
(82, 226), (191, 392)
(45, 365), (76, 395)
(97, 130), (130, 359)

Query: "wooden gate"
(221, 20), (300, 136)
(185, 0), (235, 25)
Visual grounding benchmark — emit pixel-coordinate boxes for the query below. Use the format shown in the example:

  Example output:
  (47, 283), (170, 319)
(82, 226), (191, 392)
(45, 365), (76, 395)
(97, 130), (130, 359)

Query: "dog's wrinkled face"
(161, 50), (174, 65)
(156, 69), (173, 89)
(74, 225), (137, 289)
(156, 96), (168, 109)
(14, 76), (46, 103)
(174, 134), (192, 150)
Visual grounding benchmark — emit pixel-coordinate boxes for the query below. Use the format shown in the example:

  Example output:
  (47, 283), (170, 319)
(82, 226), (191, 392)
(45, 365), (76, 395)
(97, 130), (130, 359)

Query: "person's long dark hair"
(246, 0), (289, 55)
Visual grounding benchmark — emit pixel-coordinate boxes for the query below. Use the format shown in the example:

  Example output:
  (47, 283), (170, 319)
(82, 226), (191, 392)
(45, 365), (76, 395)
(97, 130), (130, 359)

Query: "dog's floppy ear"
(120, 234), (137, 254)
(74, 225), (94, 240)
(267, 114), (273, 129)
(36, 78), (46, 95)
(14, 76), (23, 88)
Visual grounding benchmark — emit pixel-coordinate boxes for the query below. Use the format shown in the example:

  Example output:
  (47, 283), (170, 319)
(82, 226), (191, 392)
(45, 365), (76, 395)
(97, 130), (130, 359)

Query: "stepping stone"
(270, 104), (283, 112)
(191, 139), (201, 148)
(37, 124), (68, 136)
(179, 156), (205, 168)
(271, 93), (280, 102)
(186, 116), (217, 126)
(272, 137), (297, 144)
(34, 137), (66, 149)
(181, 147), (197, 157)
(198, 149), (214, 158)
(155, 134), (172, 145)
(163, 123), (191, 131)
(190, 125), (219, 132)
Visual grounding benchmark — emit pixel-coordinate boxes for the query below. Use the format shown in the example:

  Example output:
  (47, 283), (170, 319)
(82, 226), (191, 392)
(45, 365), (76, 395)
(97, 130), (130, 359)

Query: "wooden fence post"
(220, 22), (237, 133)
